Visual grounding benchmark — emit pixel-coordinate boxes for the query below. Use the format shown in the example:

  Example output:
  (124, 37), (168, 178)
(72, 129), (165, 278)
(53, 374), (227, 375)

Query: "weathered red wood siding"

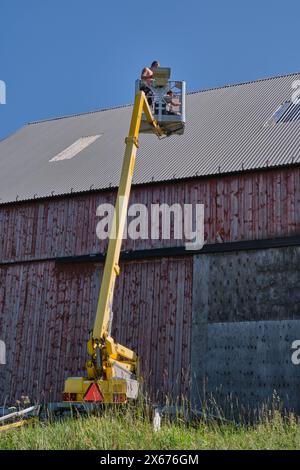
(0, 167), (299, 263)
(0, 258), (192, 403)
(0, 167), (300, 403)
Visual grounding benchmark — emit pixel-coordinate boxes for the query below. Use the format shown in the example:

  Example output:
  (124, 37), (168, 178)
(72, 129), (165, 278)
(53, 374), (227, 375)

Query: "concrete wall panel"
(191, 247), (300, 415)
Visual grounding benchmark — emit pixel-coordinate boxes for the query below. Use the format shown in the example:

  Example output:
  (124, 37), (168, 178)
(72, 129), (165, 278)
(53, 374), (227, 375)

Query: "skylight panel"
(280, 102), (300, 123)
(265, 101), (300, 127)
(49, 135), (101, 162)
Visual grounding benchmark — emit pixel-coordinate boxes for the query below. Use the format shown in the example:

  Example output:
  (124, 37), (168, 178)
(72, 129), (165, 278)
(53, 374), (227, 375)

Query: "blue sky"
(0, 0), (299, 140)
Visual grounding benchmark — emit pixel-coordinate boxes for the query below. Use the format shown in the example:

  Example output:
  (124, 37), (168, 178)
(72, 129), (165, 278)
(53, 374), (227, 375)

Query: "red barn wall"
(0, 258), (192, 403)
(0, 167), (300, 404)
(0, 167), (299, 264)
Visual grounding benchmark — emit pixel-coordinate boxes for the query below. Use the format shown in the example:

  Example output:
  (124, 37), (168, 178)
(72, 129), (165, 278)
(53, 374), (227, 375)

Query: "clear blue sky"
(1, 0), (299, 140)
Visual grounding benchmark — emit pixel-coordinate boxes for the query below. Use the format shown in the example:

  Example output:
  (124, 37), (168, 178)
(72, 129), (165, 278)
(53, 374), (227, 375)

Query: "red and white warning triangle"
(83, 383), (104, 402)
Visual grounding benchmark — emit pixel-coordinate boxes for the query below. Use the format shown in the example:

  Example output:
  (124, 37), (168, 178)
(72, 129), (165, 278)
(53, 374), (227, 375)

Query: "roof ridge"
(27, 102), (133, 125)
(188, 71), (300, 95)
(27, 71), (300, 126)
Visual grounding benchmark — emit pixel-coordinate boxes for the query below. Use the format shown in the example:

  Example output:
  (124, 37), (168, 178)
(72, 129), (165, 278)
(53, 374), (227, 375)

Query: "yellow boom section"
(64, 91), (165, 403)
(64, 87), (178, 404)
(93, 91), (163, 341)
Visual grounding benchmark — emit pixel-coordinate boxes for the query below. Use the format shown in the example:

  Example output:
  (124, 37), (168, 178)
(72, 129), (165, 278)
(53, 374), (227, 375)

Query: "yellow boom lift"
(0, 69), (185, 431)
(63, 91), (163, 404)
(63, 68), (186, 405)
(0, 70), (185, 433)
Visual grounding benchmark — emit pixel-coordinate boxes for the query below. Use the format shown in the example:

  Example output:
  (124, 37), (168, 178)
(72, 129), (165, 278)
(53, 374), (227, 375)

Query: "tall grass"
(0, 403), (300, 450)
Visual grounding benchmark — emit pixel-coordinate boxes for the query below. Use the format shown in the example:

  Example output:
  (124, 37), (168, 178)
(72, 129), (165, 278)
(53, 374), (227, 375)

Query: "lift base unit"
(63, 377), (139, 404)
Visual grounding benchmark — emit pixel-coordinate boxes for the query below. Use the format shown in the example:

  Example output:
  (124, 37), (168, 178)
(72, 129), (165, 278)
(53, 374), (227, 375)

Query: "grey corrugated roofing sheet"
(1, 72), (300, 205)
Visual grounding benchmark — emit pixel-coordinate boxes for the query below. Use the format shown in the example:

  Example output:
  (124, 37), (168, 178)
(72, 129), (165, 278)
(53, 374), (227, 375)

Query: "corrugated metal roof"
(0, 72), (300, 205)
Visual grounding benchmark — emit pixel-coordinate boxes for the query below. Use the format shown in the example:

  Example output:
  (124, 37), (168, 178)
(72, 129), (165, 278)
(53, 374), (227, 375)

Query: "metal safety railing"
(135, 80), (186, 132)
(135, 79), (186, 124)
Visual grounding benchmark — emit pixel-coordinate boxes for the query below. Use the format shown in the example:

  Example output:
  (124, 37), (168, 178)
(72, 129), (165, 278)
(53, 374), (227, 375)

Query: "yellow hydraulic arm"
(64, 91), (165, 403)
(93, 92), (163, 342)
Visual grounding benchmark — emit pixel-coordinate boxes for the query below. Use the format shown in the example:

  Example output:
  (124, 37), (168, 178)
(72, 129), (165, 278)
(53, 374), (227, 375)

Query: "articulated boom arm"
(86, 92), (164, 382)
(63, 73), (185, 404)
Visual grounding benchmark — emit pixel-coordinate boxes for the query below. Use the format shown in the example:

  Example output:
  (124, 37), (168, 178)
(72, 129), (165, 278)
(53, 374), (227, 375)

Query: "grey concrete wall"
(191, 247), (300, 415)
(197, 246), (300, 323)
(205, 321), (300, 414)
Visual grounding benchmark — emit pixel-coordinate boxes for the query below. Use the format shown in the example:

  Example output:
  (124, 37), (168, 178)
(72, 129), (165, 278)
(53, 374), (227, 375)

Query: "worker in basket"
(140, 60), (160, 105)
(164, 90), (181, 115)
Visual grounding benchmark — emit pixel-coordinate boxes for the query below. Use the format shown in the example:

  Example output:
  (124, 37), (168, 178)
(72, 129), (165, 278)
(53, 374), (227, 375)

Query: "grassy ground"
(1, 407), (300, 450)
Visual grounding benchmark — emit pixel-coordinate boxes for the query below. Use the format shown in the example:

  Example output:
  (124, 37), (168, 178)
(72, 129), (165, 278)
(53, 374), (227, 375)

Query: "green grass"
(1, 408), (300, 450)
